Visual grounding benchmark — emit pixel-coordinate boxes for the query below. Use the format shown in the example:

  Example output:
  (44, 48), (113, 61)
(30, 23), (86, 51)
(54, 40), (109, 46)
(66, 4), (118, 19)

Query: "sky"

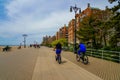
(0, 0), (117, 45)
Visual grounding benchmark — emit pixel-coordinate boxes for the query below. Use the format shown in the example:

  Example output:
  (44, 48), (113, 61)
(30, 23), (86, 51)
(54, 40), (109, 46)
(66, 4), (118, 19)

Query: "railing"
(86, 49), (120, 63)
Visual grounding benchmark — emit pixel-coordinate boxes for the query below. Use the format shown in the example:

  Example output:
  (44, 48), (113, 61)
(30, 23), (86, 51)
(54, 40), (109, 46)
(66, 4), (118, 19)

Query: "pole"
(24, 37), (26, 48)
(74, 12), (77, 54)
(70, 4), (81, 54)
(23, 34), (27, 48)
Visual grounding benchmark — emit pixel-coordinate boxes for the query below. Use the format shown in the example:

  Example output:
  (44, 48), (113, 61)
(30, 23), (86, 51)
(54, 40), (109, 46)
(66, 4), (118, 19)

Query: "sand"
(0, 46), (25, 52)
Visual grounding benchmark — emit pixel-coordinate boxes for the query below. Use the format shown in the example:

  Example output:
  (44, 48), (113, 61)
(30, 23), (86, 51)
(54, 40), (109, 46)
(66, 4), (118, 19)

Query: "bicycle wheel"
(83, 55), (88, 64)
(58, 56), (61, 64)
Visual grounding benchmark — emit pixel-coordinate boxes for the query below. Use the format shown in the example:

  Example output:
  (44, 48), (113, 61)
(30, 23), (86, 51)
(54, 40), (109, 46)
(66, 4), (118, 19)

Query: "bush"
(102, 46), (120, 51)
(62, 46), (69, 51)
(110, 47), (120, 51)
(102, 46), (111, 50)
(68, 46), (74, 52)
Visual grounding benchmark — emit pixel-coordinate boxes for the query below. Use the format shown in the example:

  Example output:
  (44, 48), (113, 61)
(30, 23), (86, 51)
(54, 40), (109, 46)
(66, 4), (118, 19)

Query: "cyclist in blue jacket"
(77, 42), (86, 61)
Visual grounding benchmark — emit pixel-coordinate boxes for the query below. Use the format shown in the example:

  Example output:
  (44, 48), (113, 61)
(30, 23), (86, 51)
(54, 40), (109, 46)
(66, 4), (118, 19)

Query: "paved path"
(32, 47), (102, 80)
(61, 49), (120, 80)
(0, 48), (38, 80)
(0, 46), (119, 80)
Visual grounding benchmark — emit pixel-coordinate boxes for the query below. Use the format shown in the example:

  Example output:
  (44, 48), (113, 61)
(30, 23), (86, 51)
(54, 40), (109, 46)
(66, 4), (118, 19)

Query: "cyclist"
(77, 42), (86, 61)
(54, 42), (62, 61)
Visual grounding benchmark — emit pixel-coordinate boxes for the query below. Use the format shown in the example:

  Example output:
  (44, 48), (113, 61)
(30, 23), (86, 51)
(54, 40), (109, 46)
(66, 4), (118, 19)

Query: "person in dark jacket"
(54, 42), (62, 61)
(55, 42), (62, 54)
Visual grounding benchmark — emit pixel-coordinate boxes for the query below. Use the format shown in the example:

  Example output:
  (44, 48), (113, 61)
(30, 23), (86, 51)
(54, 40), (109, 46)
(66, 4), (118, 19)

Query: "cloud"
(1, 0), (116, 37)
(0, 0), (74, 45)
(1, 0), (117, 45)
(0, 10), (74, 35)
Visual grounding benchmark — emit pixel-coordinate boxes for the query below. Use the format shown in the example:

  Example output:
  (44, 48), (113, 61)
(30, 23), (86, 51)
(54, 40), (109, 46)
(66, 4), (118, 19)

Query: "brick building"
(56, 24), (68, 40)
(68, 3), (103, 45)
(68, 19), (75, 45)
(42, 3), (111, 47)
(42, 35), (56, 45)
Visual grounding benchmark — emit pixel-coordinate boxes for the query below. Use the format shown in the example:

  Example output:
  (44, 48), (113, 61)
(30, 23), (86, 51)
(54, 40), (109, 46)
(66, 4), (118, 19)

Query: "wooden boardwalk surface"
(0, 46), (119, 80)
(32, 47), (103, 80)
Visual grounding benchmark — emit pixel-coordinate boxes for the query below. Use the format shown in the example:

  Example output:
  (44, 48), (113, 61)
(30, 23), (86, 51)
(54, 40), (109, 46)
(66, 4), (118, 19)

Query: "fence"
(86, 49), (120, 63)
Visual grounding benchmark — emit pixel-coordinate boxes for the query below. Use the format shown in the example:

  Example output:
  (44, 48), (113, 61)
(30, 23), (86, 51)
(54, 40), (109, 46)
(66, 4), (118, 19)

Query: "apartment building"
(68, 19), (75, 45)
(68, 3), (103, 45)
(42, 35), (56, 45)
(42, 3), (110, 46)
(56, 24), (68, 40)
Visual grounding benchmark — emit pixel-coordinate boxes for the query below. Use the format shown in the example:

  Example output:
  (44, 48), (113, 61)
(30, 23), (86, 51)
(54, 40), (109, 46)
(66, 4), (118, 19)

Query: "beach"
(0, 46), (25, 52)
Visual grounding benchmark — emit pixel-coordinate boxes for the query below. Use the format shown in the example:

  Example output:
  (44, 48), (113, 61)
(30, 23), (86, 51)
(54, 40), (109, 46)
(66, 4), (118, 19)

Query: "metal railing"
(86, 49), (120, 63)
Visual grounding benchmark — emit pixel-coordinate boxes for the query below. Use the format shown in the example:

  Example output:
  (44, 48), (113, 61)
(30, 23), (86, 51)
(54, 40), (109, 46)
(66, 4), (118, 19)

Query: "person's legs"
(55, 53), (61, 61)
(81, 52), (85, 61)
(55, 54), (58, 61)
(78, 50), (81, 55)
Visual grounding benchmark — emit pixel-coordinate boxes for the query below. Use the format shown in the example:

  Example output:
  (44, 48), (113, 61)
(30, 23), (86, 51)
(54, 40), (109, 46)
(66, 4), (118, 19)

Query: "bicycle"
(76, 52), (89, 64)
(55, 54), (61, 64)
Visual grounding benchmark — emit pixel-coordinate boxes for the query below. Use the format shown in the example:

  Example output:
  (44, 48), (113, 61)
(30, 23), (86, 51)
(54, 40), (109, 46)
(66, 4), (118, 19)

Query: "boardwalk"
(62, 49), (120, 80)
(0, 46), (119, 80)
(32, 47), (102, 80)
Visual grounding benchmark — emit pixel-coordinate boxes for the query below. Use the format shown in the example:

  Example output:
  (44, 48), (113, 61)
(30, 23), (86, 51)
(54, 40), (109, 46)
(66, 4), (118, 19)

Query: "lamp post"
(70, 4), (81, 54)
(22, 34), (28, 48)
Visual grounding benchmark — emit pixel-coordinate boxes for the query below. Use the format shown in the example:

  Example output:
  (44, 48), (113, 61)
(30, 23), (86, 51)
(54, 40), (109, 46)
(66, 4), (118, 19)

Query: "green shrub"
(110, 47), (120, 51)
(102, 46), (111, 50)
(68, 46), (74, 52)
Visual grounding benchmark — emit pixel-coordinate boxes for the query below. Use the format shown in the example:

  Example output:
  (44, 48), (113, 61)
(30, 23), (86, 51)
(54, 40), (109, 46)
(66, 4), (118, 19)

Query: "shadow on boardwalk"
(61, 50), (120, 80)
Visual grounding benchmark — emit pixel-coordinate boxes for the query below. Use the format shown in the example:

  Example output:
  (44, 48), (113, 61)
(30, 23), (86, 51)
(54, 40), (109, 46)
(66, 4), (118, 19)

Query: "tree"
(108, 0), (120, 48)
(108, 0), (119, 3)
(77, 6), (116, 49)
(77, 14), (102, 48)
(99, 8), (113, 47)
(51, 38), (68, 47)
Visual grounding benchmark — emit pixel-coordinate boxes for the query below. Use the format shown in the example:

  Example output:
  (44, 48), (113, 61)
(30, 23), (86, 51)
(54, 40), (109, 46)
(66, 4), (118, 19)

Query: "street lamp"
(70, 4), (81, 54)
(22, 34), (28, 48)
